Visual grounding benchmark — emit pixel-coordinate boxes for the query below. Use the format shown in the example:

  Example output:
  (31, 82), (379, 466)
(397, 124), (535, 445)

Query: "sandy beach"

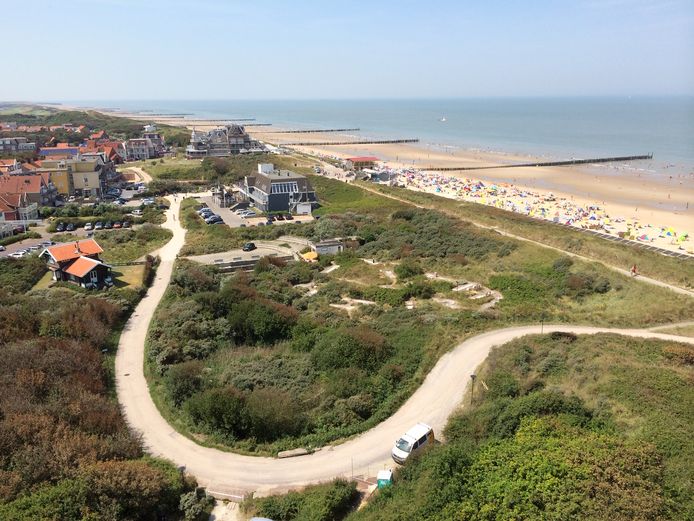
(95, 109), (694, 254)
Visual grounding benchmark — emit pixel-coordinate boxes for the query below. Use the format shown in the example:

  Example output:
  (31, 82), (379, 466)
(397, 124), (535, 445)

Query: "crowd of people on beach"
(312, 151), (691, 256)
(389, 167), (691, 254)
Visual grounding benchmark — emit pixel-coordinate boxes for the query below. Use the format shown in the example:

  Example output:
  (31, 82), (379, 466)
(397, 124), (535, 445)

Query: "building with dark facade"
(186, 125), (264, 158)
(238, 163), (317, 214)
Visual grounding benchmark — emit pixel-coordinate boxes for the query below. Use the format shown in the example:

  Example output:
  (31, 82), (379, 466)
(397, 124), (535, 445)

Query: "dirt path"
(124, 165), (153, 184)
(114, 208), (694, 497)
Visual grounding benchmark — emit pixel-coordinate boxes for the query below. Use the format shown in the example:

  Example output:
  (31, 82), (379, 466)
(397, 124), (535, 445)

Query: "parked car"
(94, 221), (104, 230)
(392, 423), (434, 464)
(242, 242), (256, 252)
(0, 245), (5, 252)
(285, 214), (294, 220)
(40, 240), (54, 247)
(131, 209), (143, 216)
(9, 251), (25, 258)
(84, 222), (93, 231)
(199, 210), (214, 218)
(66, 223), (76, 232)
(275, 214), (285, 221)
(113, 221), (122, 229)
(205, 215), (222, 224)
(104, 221), (113, 229)
(196, 207), (210, 214)
(122, 221), (131, 228)
(55, 222), (65, 232)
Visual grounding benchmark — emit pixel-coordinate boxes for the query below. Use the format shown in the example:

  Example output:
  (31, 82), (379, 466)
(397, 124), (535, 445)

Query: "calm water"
(72, 98), (694, 170)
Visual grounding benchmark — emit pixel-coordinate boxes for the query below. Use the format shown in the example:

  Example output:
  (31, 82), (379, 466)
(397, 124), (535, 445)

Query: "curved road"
(116, 197), (694, 498)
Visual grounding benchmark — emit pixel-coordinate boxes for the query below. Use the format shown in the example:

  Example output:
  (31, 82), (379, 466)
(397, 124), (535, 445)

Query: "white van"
(391, 422), (434, 464)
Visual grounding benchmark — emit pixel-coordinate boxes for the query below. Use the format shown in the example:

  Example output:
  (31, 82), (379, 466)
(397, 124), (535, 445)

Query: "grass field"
(112, 265), (146, 288)
(31, 270), (54, 290)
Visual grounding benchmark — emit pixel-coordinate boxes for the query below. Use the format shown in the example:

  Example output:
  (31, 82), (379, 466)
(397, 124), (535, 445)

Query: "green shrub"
(164, 361), (204, 406)
(185, 386), (249, 439)
(394, 259), (423, 280)
(311, 326), (391, 371)
(244, 479), (358, 521)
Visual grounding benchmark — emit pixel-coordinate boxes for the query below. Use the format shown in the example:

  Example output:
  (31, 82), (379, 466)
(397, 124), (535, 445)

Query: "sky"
(2, 0), (693, 100)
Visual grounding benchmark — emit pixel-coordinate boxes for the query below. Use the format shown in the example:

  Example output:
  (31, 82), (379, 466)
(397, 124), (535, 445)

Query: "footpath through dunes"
(115, 196), (694, 498)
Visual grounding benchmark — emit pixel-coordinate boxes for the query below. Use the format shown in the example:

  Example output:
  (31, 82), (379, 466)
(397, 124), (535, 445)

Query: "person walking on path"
(630, 264), (638, 277)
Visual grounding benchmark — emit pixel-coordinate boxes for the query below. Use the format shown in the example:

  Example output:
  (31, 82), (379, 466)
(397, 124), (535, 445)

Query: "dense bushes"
(243, 479), (358, 521)
(359, 209), (515, 260)
(311, 326), (390, 371)
(149, 260), (441, 451)
(186, 386), (305, 442)
(0, 286), (196, 517)
(0, 230), (41, 247)
(0, 256), (47, 293)
(348, 334), (693, 521)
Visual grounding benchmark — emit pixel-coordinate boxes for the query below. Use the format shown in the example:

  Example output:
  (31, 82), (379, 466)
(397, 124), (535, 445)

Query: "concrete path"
(115, 203), (694, 497)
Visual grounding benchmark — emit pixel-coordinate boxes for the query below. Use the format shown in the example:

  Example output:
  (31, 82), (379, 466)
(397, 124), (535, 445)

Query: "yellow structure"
(38, 159), (102, 197)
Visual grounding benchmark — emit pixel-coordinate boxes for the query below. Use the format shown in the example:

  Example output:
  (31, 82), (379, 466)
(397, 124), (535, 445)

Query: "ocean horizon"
(68, 97), (694, 172)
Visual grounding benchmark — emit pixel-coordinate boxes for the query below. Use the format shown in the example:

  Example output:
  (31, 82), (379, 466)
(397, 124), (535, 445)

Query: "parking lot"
(195, 196), (314, 229)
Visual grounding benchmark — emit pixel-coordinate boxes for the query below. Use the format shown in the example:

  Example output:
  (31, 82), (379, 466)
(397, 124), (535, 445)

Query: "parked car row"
(55, 220), (130, 232)
(4, 240), (54, 259)
(234, 208), (257, 218)
(197, 206), (224, 225)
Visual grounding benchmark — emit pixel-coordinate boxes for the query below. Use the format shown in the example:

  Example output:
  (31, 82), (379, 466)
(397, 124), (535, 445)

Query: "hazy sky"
(3, 0), (693, 100)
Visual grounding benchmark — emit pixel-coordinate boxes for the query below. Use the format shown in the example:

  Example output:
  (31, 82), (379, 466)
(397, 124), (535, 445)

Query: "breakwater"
(425, 154), (653, 172)
(265, 128), (360, 133)
(285, 138), (419, 146)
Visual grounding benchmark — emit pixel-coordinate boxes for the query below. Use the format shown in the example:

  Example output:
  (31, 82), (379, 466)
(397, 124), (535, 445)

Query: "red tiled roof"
(46, 239), (103, 263)
(346, 156), (379, 162)
(64, 256), (104, 278)
(0, 174), (45, 194)
(0, 193), (21, 213)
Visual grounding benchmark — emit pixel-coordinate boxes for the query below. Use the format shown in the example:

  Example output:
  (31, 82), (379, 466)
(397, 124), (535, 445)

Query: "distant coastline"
(79, 100), (694, 254)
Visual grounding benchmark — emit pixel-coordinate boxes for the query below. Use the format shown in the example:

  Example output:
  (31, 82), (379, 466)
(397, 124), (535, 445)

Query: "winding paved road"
(116, 197), (694, 499)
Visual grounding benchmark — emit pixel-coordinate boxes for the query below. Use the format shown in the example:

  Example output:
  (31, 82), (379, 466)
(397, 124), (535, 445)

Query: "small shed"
(312, 239), (344, 256)
(345, 156), (379, 171)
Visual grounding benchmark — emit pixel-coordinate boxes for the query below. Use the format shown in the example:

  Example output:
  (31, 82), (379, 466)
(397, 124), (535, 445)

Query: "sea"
(69, 97), (694, 173)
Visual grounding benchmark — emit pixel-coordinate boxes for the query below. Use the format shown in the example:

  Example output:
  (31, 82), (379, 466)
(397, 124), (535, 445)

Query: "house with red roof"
(0, 174), (57, 207)
(89, 130), (109, 141)
(41, 238), (112, 289)
(0, 159), (23, 175)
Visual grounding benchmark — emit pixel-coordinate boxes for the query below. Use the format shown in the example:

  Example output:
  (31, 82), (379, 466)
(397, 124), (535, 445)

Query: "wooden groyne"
(264, 128), (360, 134)
(425, 154), (653, 172)
(134, 113), (193, 117)
(178, 118), (256, 122)
(243, 123), (273, 127)
(285, 138), (419, 146)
